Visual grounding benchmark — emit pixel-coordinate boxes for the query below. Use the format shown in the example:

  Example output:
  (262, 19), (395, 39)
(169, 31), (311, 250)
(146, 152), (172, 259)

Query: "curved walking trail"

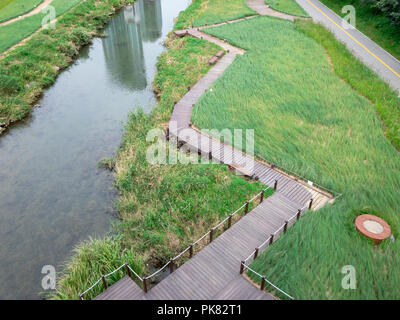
(296, 0), (400, 94)
(0, 0), (53, 27)
(92, 2), (334, 300)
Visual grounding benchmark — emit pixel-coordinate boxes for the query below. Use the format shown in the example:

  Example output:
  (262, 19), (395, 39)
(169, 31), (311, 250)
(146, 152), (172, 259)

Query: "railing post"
(208, 151), (212, 160)
(296, 209), (301, 220)
(245, 201), (249, 214)
(209, 228), (214, 243)
(309, 198), (313, 210)
(143, 277), (148, 293)
(101, 275), (107, 290)
(269, 234), (274, 245)
(240, 261), (245, 274)
(189, 244), (194, 258)
(228, 214), (232, 228)
(169, 258), (174, 274)
(274, 180), (278, 191)
(125, 263), (131, 278)
(284, 221), (288, 233)
(166, 128), (170, 141)
(260, 276), (266, 291)
(260, 190), (264, 203)
(254, 247), (259, 260)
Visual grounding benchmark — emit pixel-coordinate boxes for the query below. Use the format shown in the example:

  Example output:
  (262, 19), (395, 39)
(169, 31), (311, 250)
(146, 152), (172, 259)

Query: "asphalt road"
(296, 0), (400, 94)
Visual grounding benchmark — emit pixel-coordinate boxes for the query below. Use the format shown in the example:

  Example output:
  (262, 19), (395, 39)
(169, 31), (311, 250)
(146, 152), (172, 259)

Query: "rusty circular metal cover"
(355, 214), (391, 244)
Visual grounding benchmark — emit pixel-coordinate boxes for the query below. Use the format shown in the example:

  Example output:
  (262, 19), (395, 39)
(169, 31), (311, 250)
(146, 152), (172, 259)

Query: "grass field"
(0, 0), (43, 23)
(0, 0), (82, 53)
(320, 0), (400, 61)
(52, 34), (267, 300)
(174, 0), (255, 30)
(191, 16), (400, 299)
(265, 0), (308, 17)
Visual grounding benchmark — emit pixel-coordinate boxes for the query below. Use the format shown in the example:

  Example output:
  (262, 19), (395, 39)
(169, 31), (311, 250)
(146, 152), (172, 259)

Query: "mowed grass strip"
(53, 35), (265, 300)
(0, 0), (43, 23)
(265, 0), (309, 17)
(0, 0), (82, 53)
(174, 0), (256, 30)
(192, 16), (400, 299)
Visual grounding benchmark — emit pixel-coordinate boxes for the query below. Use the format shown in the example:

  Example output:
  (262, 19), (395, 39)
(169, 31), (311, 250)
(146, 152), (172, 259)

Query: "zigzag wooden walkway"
(93, 1), (333, 301)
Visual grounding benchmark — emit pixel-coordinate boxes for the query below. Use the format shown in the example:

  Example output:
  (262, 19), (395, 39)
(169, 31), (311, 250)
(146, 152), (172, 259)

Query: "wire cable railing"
(80, 186), (272, 300)
(238, 202), (313, 300)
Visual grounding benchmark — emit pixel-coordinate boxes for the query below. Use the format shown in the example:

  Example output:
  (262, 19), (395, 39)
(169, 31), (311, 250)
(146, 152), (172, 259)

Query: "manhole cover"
(355, 214), (391, 244)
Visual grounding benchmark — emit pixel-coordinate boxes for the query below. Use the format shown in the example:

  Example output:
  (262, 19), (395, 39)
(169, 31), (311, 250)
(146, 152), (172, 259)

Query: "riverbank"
(0, 0), (133, 135)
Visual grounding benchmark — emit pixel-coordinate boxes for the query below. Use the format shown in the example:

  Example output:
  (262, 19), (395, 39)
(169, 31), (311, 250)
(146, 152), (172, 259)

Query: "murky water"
(0, 0), (191, 299)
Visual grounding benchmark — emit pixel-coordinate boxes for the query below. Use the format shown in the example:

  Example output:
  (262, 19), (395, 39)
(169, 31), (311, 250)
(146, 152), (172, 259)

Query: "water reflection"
(103, 4), (147, 90)
(0, 0), (190, 299)
(140, 0), (163, 42)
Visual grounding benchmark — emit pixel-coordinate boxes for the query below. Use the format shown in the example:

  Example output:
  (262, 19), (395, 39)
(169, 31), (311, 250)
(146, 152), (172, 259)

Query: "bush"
(0, 73), (22, 94)
(69, 27), (91, 46)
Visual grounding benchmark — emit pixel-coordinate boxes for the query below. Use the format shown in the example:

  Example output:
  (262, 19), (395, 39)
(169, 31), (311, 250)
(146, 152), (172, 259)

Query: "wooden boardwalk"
(96, 192), (303, 300)
(94, 1), (334, 300)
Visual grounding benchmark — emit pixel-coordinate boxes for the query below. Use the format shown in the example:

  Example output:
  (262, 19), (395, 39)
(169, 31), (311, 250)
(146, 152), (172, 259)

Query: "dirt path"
(0, 0), (54, 27)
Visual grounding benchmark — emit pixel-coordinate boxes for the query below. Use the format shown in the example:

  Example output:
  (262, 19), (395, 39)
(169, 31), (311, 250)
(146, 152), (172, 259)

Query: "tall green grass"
(265, 0), (309, 17)
(0, 0), (43, 23)
(174, 0), (256, 30)
(192, 16), (400, 299)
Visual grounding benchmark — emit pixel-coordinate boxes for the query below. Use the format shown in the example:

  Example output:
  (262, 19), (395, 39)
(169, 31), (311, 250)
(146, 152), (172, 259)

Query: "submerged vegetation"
(53, 34), (264, 300)
(191, 16), (400, 299)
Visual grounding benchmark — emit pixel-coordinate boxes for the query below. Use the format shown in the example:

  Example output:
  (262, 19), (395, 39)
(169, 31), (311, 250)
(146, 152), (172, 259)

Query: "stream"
(0, 0), (191, 299)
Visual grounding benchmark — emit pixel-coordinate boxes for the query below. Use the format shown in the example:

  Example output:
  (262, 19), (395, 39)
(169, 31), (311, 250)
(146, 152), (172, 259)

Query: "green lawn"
(192, 16), (400, 299)
(265, 0), (309, 17)
(0, 0), (82, 53)
(174, 0), (256, 30)
(320, 0), (400, 61)
(0, 0), (43, 23)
